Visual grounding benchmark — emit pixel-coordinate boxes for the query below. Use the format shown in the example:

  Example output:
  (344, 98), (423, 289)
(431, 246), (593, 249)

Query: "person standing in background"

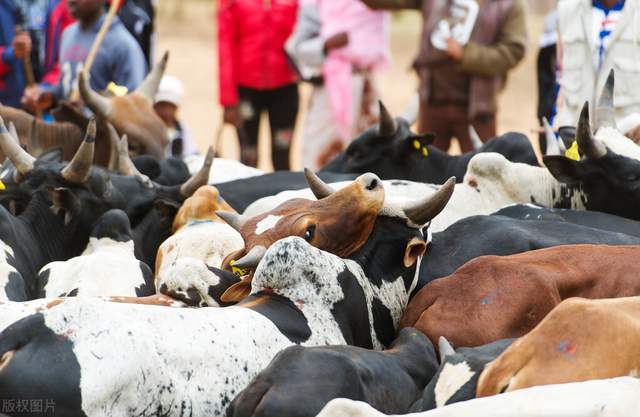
(0, 0), (32, 107)
(41, 0), (75, 88)
(217, 0), (298, 171)
(556, 0), (640, 141)
(286, 0), (389, 170)
(360, 0), (526, 153)
(536, 8), (558, 154)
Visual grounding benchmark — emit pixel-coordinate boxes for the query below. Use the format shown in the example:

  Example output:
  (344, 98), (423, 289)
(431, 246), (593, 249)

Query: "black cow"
(132, 155), (191, 186)
(409, 338), (513, 412)
(228, 328), (439, 417)
(215, 171), (357, 213)
(418, 214), (640, 290)
(494, 204), (640, 237)
(321, 102), (538, 182)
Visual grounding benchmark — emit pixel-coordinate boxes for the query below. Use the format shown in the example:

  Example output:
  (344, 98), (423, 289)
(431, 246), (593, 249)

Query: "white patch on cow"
(255, 215), (283, 235)
(31, 237), (413, 416)
(320, 377), (640, 417)
(596, 127), (640, 162)
(157, 257), (223, 306)
(184, 155), (264, 184)
(41, 238), (143, 297)
(0, 240), (19, 300)
(434, 361), (475, 408)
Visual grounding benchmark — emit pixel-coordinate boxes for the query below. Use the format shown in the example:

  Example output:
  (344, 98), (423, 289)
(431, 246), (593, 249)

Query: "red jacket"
(217, 0), (298, 106)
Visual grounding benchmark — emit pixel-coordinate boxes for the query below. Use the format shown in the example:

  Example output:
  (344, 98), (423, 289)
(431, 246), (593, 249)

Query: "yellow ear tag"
(0, 180), (5, 191)
(107, 82), (129, 97)
(413, 140), (421, 150)
(230, 260), (250, 278)
(565, 141), (580, 161)
(422, 147), (429, 157)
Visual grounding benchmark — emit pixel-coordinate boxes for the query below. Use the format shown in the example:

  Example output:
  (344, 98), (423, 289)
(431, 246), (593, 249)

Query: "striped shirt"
(592, 0), (625, 71)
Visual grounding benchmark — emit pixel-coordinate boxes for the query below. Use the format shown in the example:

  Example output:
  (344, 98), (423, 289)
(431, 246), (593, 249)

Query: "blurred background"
(156, 0), (557, 171)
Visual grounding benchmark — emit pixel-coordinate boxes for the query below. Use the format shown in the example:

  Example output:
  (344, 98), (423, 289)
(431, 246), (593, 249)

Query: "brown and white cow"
(476, 296), (640, 396)
(401, 245), (640, 349)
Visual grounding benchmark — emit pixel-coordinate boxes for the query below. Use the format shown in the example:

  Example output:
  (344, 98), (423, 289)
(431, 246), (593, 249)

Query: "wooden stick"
(69, 0), (121, 102)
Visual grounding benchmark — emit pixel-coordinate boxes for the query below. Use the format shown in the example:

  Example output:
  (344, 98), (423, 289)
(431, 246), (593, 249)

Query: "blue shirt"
(52, 14), (147, 100)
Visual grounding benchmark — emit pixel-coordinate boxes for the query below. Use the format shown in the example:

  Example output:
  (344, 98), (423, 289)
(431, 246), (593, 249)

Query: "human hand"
(12, 30), (32, 60)
(21, 85), (53, 112)
(324, 32), (349, 54)
(445, 37), (464, 61)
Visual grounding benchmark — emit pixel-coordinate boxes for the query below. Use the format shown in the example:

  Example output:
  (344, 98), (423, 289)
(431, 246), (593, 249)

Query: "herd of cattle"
(0, 54), (637, 416)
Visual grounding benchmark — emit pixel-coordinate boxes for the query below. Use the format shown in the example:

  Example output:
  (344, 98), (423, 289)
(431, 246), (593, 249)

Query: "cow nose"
(361, 173), (382, 191)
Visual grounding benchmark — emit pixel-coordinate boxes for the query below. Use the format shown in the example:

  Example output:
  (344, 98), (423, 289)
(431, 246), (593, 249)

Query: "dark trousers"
(418, 102), (496, 154)
(237, 83), (299, 170)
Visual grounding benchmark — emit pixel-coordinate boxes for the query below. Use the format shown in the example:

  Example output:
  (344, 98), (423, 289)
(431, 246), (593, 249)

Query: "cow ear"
(401, 134), (434, 158)
(38, 146), (64, 163)
(404, 237), (427, 268)
(154, 199), (180, 223)
(47, 187), (80, 224)
(220, 276), (252, 303)
(543, 155), (584, 184)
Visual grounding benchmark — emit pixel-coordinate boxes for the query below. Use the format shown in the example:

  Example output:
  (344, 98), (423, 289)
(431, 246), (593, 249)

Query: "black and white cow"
(228, 328), (439, 417)
(418, 214), (640, 290)
(409, 338), (513, 412)
(0, 182), (454, 416)
(37, 209), (154, 298)
(320, 102), (539, 182)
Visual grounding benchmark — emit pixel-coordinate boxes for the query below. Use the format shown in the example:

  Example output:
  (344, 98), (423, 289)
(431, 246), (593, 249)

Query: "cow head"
(218, 170), (385, 301)
(79, 52), (170, 158)
(171, 185), (236, 233)
(245, 177), (455, 348)
(543, 101), (640, 219)
(321, 102), (437, 179)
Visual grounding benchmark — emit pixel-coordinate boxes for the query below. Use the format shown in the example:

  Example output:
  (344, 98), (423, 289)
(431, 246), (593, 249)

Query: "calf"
(317, 377), (640, 417)
(228, 328), (439, 417)
(477, 296), (640, 396)
(410, 339), (513, 412)
(321, 102), (539, 182)
(404, 245), (640, 349)
(0, 180), (454, 416)
(38, 209), (154, 298)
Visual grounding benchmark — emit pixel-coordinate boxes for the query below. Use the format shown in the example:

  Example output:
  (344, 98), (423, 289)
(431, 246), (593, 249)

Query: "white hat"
(155, 75), (184, 106)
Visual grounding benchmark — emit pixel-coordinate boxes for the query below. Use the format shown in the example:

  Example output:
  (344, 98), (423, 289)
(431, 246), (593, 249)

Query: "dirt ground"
(156, 1), (550, 171)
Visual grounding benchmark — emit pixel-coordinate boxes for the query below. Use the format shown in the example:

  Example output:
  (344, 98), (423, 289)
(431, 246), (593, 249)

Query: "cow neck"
(414, 146), (451, 183)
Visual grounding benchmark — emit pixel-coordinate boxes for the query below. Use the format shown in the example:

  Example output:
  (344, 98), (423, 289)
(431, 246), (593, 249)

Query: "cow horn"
(438, 336), (455, 362)
(304, 168), (335, 199)
(180, 146), (213, 197)
(135, 51), (169, 102)
(118, 134), (152, 186)
(26, 118), (44, 157)
(61, 118), (96, 184)
(403, 177), (456, 225)
(0, 115), (35, 175)
(378, 101), (398, 137)
(596, 68), (616, 130)
(79, 72), (113, 118)
(576, 102), (606, 160)
(232, 245), (267, 269)
(468, 125), (483, 150)
(543, 117), (561, 156)
(216, 211), (247, 233)
(7, 121), (18, 142)
(106, 123), (120, 171)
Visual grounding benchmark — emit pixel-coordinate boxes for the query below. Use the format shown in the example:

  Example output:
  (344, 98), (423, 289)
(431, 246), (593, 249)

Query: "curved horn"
(378, 101), (398, 137)
(596, 69), (616, 130)
(0, 115), (35, 175)
(543, 117), (561, 156)
(438, 336), (455, 362)
(232, 245), (267, 269)
(106, 123), (120, 171)
(26, 118), (44, 157)
(61, 118), (96, 184)
(216, 211), (247, 233)
(576, 102), (606, 160)
(7, 121), (18, 142)
(134, 51), (169, 102)
(78, 72), (113, 118)
(403, 176), (456, 225)
(468, 125), (483, 150)
(304, 168), (335, 199)
(180, 146), (214, 197)
(117, 134), (152, 186)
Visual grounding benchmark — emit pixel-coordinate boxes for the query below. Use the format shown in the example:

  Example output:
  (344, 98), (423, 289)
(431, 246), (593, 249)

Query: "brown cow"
(218, 170), (387, 301)
(79, 51), (169, 158)
(401, 245), (640, 349)
(477, 296), (640, 397)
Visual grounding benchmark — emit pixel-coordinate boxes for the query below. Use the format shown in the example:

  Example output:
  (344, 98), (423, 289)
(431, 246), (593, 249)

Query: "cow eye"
(304, 225), (315, 241)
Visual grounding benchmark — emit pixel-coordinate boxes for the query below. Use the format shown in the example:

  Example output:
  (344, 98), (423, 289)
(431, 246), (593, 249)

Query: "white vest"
(557, 0), (640, 128)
